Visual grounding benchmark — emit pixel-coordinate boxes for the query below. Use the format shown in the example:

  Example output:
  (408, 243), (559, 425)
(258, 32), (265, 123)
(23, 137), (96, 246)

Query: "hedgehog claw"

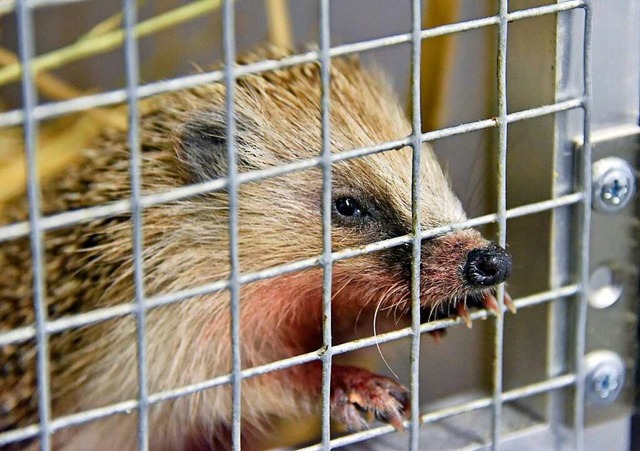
(504, 291), (517, 314)
(456, 303), (473, 329)
(429, 329), (446, 343)
(483, 292), (516, 316)
(483, 293), (502, 316)
(331, 367), (409, 432)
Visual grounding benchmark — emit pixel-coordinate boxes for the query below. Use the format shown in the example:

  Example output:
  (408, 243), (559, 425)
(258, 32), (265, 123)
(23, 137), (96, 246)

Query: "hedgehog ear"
(176, 113), (256, 183)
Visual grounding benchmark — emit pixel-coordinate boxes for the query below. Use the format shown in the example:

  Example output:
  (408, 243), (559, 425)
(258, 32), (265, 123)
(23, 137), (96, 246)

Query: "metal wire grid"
(0, 0), (593, 449)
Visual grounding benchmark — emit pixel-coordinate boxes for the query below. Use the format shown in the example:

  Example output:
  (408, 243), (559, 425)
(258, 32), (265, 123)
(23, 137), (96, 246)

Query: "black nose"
(464, 243), (512, 287)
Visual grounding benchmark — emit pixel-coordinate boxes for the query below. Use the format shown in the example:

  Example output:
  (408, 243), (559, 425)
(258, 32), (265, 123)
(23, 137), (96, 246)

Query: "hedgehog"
(0, 48), (512, 450)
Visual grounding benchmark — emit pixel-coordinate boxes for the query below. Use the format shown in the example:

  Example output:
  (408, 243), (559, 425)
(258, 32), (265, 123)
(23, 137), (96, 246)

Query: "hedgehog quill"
(0, 49), (512, 450)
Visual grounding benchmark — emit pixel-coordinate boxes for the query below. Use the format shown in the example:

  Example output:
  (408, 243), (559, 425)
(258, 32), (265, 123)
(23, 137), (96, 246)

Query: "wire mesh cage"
(2, 0), (638, 450)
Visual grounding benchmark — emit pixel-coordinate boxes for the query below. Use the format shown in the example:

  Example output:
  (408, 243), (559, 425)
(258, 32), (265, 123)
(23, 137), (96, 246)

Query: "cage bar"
(491, 0), (509, 449)
(15, 1), (52, 450)
(318, 0), (333, 448)
(573, 0), (593, 449)
(408, 0), (423, 448)
(122, 0), (149, 449)
(220, 0), (242, 448)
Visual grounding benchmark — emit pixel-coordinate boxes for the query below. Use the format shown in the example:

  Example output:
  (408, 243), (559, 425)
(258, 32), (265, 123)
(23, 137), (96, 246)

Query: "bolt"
(592, 157), (636, 214)
(585, 350), (625, 405)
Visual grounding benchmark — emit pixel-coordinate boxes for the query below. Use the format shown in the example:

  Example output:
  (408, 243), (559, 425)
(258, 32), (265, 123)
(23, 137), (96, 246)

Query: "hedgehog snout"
(463, 243), (511, 287)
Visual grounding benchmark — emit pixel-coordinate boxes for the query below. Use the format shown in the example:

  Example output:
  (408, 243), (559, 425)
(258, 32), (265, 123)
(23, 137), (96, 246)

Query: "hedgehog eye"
(334, 197), (366, 218)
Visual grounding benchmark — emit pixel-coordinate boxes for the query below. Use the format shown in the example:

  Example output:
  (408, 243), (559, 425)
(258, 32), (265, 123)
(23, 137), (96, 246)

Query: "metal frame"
(574, 2), (593, 449)
(0, 0), (594, 449)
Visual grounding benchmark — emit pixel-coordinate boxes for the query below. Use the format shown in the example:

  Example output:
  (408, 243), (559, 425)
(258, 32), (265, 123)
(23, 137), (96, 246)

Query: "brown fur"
(0, 48), (492, 449)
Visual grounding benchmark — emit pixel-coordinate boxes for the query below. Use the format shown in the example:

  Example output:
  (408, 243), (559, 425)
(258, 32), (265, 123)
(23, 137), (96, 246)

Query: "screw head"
(592, 368), (620, 399)
(585, 350), (625, 405)
(592, 157), (636, 214)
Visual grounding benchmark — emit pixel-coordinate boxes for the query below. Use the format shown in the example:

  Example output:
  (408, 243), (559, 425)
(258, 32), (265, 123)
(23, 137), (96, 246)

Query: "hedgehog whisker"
(371, 280), (406, 325)
(378, 282), (404, 313)
(332, 276), (354, 302)
(373, 295), (400, 381)
(354, 281), (378, 332)
(354, 278), (397, 331)
(390, 285), (409, 324)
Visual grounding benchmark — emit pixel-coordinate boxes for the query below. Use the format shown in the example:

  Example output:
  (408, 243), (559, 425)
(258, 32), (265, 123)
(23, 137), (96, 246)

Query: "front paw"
(331, 367), (410, 432)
